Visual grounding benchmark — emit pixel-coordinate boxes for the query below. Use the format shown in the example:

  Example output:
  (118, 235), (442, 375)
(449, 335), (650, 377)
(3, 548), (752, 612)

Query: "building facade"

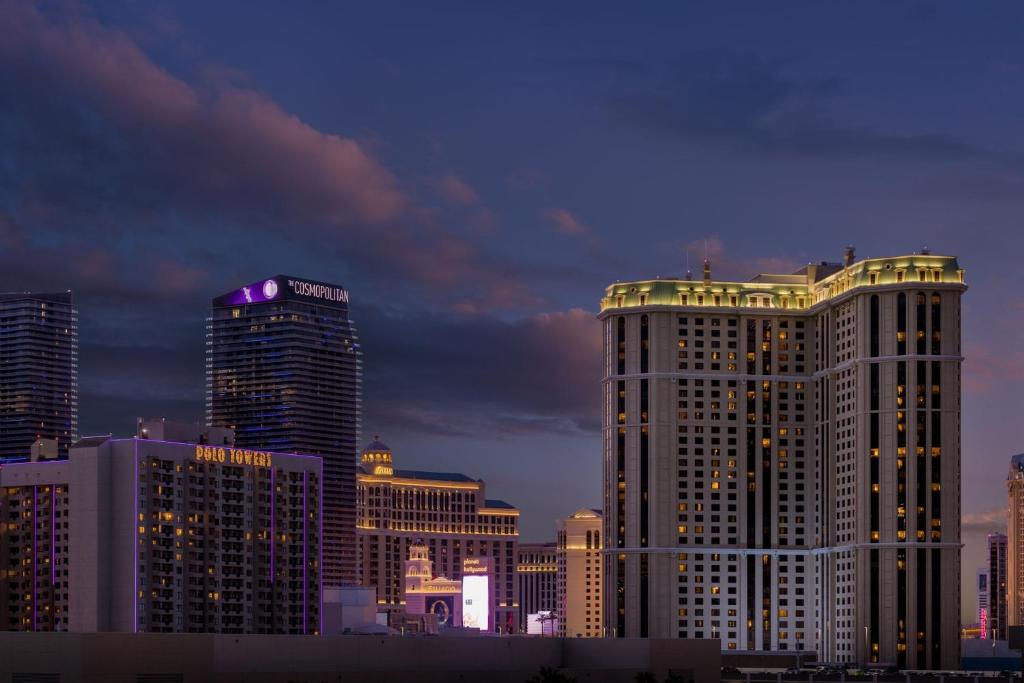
(977, 568), (990, 638)
(1008, 455), (1024, 629)
(518, 542), (557, 628)
(987, 533), (1008, 640)
(207, 275), (361, 587)
(556, 509), (603, 638)
(355, 438), (520, 632)
(0, 424), (322, 633)
(600, 250), (964, 668)
(0, 291), (78, 461)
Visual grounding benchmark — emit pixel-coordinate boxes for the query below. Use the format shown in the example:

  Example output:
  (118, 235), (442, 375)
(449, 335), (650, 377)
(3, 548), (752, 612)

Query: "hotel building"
(355, 438), (520, 632)
(987, 533), (1008, 639)
(207, 275), (361, 587)
(0, 421), (321, 633)
(976, 568), (989, 638)
(518, 542), (557, 628)
(1008, 455), (1024, 629)
(0, 291), (78, 461)
(600, 249), (964, 668)
(556, 509), (603, 638)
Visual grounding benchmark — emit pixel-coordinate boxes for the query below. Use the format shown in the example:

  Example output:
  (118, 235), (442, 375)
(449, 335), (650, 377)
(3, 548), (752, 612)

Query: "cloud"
(361, 306), (602, 438)
(0, 0), (404, 225)
(612, 49), (1010, 166)
(668, 236), (803, 282)
(962, 508), (1007, 534)
(542, 207), (590, 237)
(964, 341), (1024, 393)
(0, 0), (546, 315)
(536, 56), (649, 75)
(432, 173), (479, 205)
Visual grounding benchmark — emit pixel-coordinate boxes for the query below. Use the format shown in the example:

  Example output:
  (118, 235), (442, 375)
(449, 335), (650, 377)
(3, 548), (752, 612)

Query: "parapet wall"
(0, 633), (721, 683)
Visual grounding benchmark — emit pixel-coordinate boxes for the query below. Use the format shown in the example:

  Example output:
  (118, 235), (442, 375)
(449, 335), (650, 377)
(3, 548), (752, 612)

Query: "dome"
(361, 435), (394, 475)
(362, 435), (391, 454)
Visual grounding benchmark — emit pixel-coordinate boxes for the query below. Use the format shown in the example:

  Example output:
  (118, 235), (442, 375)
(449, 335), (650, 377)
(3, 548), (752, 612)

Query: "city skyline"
(3, 0), (1024, 626)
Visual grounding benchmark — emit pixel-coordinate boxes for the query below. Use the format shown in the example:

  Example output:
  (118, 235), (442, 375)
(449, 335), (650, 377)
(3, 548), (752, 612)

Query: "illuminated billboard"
(213, 275), (350, 308)
(462, 575), (489, 629)
(461, 556), (493, 631)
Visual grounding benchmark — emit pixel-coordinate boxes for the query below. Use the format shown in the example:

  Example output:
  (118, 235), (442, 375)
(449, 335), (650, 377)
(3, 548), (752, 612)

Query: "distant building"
(601, 250), (965, 668)
(1009, 455), (1024, 628)
(556, 509), (603, 638)
(403, 539), (461, 631)
(355, 437), (519, 632)
(989, 532), (1009, 639)
(0, 291), (77, 461)
(977, 568), (990, 639)
(207, 275), (361, 588)
(518, 542), (557, 629)
(0, 421), (321, 633)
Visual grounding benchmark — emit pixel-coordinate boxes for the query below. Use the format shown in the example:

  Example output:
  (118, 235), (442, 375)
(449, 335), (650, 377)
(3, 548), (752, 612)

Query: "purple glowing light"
(32, 485), (37, 631)
(133, 439), (138, 633)
(303, 470), (308, 635)
(270, 468), (276, 584)
(217, 278), (281, 306)
(51, 487), (56, 588)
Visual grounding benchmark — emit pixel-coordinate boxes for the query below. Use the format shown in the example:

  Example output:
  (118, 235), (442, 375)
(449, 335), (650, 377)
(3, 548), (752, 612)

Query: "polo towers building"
(0, 426), (322, 633)
(600, 250), (964, 669)
(207, 275), (361, 587)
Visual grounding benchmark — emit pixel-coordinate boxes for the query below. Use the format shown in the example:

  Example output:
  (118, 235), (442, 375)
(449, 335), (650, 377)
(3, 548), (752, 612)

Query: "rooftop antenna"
(685, 248), (692, 280)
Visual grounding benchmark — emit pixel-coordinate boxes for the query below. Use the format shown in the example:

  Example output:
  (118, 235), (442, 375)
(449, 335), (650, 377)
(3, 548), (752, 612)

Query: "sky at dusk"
(2, 1), (1023, 621)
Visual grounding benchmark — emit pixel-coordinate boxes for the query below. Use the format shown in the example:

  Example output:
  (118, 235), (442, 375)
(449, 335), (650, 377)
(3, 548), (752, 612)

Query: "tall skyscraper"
(556, 508), (603, 638)
(1007, 455), (1024, 628)
(987, 532), (1009, 639)
(977, 568), (990, 638)
(0, 291), (77, 461)
(600, 249), (964, 669)
(207, 275), (361, 587)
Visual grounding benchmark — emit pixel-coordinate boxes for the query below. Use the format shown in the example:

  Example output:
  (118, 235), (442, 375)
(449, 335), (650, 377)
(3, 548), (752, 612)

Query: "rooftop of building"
(600, 248), (965, 314)
(0, 290), (74, 304)
(483, 499), (515, 509)
(1010, 454), (1024, 478)
(392, 469), (478, 483)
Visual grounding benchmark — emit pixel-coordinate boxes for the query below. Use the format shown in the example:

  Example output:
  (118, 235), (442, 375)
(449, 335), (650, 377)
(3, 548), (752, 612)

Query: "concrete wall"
(0, 633), (720, 683)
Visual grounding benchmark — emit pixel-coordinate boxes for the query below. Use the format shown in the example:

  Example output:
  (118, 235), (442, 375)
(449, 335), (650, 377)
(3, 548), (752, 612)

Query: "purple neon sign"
(218, 278), (281, 306)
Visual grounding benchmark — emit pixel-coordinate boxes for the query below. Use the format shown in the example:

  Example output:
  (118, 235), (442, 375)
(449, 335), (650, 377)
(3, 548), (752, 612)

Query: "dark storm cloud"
(360, 306), (602, 438)
(612, 49), (1009, 164)
(0, 0), (543, 315)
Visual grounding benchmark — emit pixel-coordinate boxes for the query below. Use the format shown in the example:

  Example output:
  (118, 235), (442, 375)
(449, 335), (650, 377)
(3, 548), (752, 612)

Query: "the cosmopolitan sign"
(288, 278), (349, 303)
(215, 276), (349, 307)
(195, 445), (273, 468)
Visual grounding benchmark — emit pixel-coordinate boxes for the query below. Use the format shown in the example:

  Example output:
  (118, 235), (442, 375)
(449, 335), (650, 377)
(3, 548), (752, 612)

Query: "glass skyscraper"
(0, 290), (78, 461)
(206, 275), (361, 587)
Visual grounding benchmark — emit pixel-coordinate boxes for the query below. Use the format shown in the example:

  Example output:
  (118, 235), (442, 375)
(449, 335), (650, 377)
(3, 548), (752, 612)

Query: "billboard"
(212, 275), (350, 308)
(428, 596), (457, 628)
(462, 575), (489, 629)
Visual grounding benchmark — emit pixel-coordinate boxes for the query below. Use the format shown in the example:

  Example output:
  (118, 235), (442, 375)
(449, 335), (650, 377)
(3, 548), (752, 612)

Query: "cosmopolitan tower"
(599, 249), (963, 669)
(207, 275), (361, 587)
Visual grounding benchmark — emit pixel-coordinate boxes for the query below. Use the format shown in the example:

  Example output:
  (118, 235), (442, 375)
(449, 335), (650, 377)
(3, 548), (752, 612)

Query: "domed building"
(355, 436), (520, 633)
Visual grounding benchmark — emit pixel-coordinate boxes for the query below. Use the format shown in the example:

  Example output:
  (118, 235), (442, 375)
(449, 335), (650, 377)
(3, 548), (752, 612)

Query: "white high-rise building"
(600, 249), (964, 669)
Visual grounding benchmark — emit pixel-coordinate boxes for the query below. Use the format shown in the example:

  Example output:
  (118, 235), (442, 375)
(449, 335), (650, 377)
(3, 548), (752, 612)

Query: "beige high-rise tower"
(600, 249), (964, 669)
(556, 509), (604, 638)
(1007, 456), (1024, 628)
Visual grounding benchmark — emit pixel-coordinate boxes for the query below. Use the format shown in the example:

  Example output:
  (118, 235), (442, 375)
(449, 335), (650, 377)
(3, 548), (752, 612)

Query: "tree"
(526, 667), (577, 683)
